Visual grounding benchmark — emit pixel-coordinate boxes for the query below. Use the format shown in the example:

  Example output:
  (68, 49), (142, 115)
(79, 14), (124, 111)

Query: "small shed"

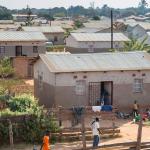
(66, 33), (130, 53)
(34, 51), (150, 110)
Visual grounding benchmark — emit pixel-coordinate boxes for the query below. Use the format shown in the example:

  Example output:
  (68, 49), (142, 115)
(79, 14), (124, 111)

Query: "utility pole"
(111, 9), (113, 49)
(49, 8), (52, 26)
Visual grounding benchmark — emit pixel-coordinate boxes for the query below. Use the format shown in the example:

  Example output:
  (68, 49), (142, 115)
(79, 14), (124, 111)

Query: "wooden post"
(136, 112), (143, 150)
(81, 113), (86, 150)
(8, 119), (14, 150)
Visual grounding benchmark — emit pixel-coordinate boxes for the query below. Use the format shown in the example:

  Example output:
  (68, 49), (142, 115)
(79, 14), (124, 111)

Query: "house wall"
(0, 41), (46, 57)
(44, 32), (64, 45)
(34, 59), (56, 107)
(34, 62), (150, 109)
(55, 71), (150, 109)
(66, 36), (126, 53)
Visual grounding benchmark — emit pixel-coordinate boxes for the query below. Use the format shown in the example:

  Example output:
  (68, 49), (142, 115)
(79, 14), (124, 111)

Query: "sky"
(0, 0), (150, 9)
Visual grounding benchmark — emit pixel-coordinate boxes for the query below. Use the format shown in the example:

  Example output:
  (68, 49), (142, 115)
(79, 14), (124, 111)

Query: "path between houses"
(1, 121), (150, 150)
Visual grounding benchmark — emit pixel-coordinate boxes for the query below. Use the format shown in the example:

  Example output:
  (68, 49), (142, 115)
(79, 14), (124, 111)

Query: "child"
(40, 130), (51, 150)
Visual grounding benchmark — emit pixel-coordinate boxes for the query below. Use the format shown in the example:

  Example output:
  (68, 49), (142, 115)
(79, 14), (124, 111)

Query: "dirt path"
(1, 121), (150, 150)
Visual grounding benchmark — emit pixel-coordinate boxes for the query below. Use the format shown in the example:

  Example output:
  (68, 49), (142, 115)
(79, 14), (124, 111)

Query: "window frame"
(33, 46), (38, 53)
(133, 79), (143, 93)
(0, 46), (5, 54)
(75, 80), (86, 96)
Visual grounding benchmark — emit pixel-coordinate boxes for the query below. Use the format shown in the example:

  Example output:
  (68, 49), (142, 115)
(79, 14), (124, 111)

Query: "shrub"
(0, 94), (59, 144)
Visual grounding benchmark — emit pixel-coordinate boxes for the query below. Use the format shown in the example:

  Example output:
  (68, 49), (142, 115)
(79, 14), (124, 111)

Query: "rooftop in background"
(70, 33), (130, 42)
(0, 31), (47, 42)
(83, 20), (111, 29)
(39, 51), (150, 73)
(0, 20), (14, 24)
(72, 27), (101, 33)
(22, 26), (64, 33)
(12, 14), (37, 17)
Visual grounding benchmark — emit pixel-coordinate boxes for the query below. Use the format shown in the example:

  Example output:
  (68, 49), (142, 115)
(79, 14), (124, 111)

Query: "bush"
(0, 58), (14, 78)
(0, 94), (59, 144)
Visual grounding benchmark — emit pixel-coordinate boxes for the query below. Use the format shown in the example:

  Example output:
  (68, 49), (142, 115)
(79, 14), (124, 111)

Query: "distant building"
(66, 33), (130, 53)
(34, 51), (150, 110)
(0, 31), (47, 78)
(22, 26), (64, 45)
(12, 14), (37, 22)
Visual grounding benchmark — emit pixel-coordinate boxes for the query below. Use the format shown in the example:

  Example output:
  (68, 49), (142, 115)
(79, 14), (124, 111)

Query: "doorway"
(89, 81), (113, 106)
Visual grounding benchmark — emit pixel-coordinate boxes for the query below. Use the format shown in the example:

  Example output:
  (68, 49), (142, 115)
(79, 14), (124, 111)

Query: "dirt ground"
(1, 119), (150, 150)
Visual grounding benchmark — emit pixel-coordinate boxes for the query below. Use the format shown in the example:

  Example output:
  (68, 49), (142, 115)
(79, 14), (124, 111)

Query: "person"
(40, 130), (51, 150)
(91, 117), (102, 148)
(133, 101), (139, 117)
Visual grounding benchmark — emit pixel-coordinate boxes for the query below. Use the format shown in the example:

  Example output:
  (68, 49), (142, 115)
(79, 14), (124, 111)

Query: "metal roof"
(83, 20), (111, 29)
(70, 33), (130, 42)
(0, 31), (47, 42)
(39, 51), (150, 73)
(72, 27), (101, 33)
(22, 26), (64, 33)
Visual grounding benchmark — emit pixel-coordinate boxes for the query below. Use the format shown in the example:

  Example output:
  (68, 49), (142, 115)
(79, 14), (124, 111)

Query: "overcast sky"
(0, 0), (150, 9)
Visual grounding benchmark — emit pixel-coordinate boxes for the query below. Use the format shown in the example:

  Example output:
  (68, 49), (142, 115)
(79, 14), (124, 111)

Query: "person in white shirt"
(91, 117), (101, 148)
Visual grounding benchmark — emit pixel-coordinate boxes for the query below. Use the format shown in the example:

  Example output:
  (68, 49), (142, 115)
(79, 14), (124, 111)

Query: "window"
(33, 46), (38, 53)
(54, 36), (58, 42)
(38, 72), (43, 90)
(16, 46), (22, 56)
(133, 79), (143, 93)
(75, 80), (86, 95)
(0, 46), (5, 53)
(88, 45), (94, 52)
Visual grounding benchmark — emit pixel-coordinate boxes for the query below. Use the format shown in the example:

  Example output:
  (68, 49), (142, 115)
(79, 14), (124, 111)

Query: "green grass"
(0, 78), (24, 90)
(46, 45), (65, 52)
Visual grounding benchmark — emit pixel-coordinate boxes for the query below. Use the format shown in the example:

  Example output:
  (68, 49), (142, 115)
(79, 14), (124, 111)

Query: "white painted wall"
(66, 35), (125, 49)
(34, 59), (56, 86)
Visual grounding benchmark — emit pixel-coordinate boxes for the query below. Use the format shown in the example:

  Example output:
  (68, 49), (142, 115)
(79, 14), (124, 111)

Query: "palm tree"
(123, 37), (150, 52)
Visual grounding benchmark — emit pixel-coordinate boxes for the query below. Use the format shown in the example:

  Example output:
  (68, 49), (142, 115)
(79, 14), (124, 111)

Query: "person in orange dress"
(40, 130), (50, 150)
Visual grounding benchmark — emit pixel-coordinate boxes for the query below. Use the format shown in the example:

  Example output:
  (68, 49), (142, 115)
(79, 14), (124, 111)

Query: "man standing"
(91, 117), (101, 148)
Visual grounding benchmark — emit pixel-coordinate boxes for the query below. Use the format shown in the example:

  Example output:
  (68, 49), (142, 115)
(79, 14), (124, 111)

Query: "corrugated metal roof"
(72, 28), (101, 33)
(22, 26), (64, 33)
(0, 31), (47, 42)
(70, 33), (130, 42)
(39, 51), (150, 73)
(83, 20), (111, 29)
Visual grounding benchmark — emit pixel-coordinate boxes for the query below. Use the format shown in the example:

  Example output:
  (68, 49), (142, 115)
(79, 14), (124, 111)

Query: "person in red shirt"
(40, 130), (51, 150)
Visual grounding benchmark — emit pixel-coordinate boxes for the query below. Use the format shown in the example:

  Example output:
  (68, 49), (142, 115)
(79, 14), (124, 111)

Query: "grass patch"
(0, 78), (24, 90)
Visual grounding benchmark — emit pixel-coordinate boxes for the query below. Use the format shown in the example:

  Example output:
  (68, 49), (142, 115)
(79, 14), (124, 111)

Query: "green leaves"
(123, 37), (150, 52)
(0, 58), (14, 78)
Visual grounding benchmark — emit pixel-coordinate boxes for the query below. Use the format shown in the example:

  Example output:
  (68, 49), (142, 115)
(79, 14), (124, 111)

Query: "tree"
(25, 5), (33, 26)
(0, 6), (12, 20)
(0, 58), (14, 78)
(124, 37), (150, 52)
(138, 0), (148, 14)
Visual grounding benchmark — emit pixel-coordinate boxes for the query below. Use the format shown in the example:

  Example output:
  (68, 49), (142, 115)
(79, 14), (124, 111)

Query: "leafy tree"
(124, 37), (150, 52)
(25, 5), (33, 26)
(138, 0), (148, 14)
(0, 58), (14, 78)
(0, 6), (12, 20)
(92, 15), (100, 20)
(74, 20), (84, 28)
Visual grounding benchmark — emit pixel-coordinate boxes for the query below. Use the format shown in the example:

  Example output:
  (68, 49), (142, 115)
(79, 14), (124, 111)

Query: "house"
(66, 33), (130, 53)
(0, 31), (47, 78)
(22, 26), (65, 45)
(12, 14), (37, 22)
(34, 51), (150, 110)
